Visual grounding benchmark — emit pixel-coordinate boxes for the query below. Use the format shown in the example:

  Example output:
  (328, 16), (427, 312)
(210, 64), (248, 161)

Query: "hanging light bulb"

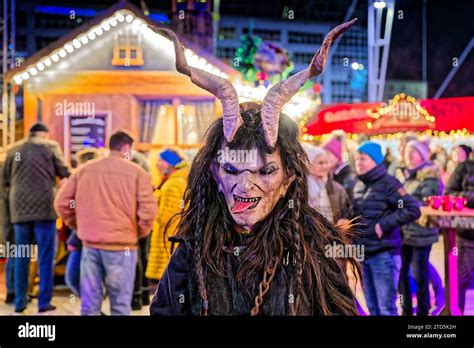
(102, 21), (111, 31)
(73, 39), (81, 49)
(87, 31), (96, 40)
(116, 12), (125, 22)
(79, 35), (89, 45)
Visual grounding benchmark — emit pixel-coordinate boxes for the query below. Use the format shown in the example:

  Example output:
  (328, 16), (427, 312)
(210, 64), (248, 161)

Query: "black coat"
(352, 164), (421, 257)
(150, 235), (355, 316)
(444, 160), (474, 240)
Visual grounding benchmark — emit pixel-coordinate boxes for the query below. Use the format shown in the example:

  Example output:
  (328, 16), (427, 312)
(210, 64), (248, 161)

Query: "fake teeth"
(233, 195), (261, 203)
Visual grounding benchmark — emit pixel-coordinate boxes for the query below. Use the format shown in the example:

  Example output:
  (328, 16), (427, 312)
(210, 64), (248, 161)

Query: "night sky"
(10, 0), (474, 98)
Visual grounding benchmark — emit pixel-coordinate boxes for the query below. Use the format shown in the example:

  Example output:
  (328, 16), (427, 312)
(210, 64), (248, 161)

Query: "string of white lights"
(11, 9), (316, 120)
(12, 10), (228, 85)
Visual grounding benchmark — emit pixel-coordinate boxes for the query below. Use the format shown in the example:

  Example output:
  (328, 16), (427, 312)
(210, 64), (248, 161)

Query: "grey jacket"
(402, 162), (441, 247)
(2, 135), (70, 223)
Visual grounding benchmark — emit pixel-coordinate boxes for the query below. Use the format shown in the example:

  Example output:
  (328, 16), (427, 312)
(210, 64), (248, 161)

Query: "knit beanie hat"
(322, 137), (342, 162)
(406, 140), (430, 162)
(357, 141), (384, 165)
(159, 149), (183, 167)
(29, 123), (49, 133)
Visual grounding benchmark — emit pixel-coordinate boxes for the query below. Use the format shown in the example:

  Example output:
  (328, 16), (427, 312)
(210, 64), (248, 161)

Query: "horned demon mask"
(157, 19), (356, 230)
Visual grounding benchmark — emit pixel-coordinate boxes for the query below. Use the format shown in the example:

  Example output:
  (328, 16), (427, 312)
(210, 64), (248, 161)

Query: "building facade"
(216, 15), (368, 104)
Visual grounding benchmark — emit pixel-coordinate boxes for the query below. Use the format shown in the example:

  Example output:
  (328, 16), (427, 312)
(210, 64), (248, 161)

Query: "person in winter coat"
(150, 21), (360, 316)
(146, 147), (188, 282)
(55, 131), (157, 315)
(130, 150), (153, 311)
(303, 144), (353, 224)
(352, 141), (420, 316)
(2, 123), (70, 313)
(64, 148), (100, 297)
(444, 158), (474, 313)
(399, 140), (441, 316)
(0, 152), (15, 304)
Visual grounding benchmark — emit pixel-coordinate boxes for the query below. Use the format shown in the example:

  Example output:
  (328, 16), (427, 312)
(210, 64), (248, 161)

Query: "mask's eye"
(259, 166), (277, 176)
(222, 163), (239, 175)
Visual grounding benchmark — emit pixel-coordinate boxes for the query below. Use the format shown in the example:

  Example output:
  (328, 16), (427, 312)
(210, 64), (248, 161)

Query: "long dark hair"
(170, 102), (360, 315)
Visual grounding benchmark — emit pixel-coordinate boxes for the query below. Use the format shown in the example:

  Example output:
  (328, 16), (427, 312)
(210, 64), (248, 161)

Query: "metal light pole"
(367, 0), (395, 102)
(321, 0), (358, 105)
(2, 0), (9, 148)
(9, 0), (15, 144)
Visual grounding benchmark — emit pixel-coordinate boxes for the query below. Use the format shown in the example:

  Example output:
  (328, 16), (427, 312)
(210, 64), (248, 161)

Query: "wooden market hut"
(5, 0), (241, 164)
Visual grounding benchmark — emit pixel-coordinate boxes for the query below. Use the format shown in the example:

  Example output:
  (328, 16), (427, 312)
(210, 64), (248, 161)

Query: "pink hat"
(322, 137), (342, 162)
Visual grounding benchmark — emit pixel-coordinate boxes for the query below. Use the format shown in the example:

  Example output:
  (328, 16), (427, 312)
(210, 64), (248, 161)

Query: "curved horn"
(156, 27), (242, 143)
(260, 18), (357, 148)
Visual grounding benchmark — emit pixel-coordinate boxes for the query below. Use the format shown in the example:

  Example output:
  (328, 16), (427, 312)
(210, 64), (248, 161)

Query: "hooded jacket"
(401, 162), (441, 246)
(352, 164), (421, 257)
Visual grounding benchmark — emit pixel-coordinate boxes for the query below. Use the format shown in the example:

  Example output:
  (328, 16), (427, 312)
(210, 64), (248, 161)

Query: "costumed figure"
(151, 19), (360, 316)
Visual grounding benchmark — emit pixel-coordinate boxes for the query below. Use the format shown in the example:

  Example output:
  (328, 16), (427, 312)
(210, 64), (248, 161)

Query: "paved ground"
(0, 236), (472, 316)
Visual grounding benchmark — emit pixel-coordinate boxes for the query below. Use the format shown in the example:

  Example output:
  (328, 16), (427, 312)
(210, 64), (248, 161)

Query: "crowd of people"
(1, 124), (189, 315)
(304, 134), (473, 316)
(1, 120), (472, 316)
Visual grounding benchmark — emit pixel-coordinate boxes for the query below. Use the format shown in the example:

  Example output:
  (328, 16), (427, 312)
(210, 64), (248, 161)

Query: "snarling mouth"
(232, 194), (262, 213)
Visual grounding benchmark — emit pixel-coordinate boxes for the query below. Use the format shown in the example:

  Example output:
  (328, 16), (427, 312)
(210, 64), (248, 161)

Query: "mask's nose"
(236, 171), (256, 194)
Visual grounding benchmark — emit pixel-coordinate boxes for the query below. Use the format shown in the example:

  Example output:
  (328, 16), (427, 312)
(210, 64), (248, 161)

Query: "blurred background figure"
(55, 131), (156, 315)
(0, 150), (15, 305)
(64, 148), (100, 297)
(146, 147), (188, 290)
(399, 140), (441, 316)
(388, 133), (417, 179)
(130, 150), (152, 311)
(303, 144), (353, 225)
(322, 136), (357, 201)
(444, 152), (474, 314)
(2, 123), (70, 313)
(383, 147), (396, 170)
(446, 144), (472, 177)
(452, 144), (472, 165)
(352, 141), (420, 316)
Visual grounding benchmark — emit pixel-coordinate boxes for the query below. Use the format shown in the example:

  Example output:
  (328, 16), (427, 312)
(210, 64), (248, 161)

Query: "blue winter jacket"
(352, 164), (421, 257)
